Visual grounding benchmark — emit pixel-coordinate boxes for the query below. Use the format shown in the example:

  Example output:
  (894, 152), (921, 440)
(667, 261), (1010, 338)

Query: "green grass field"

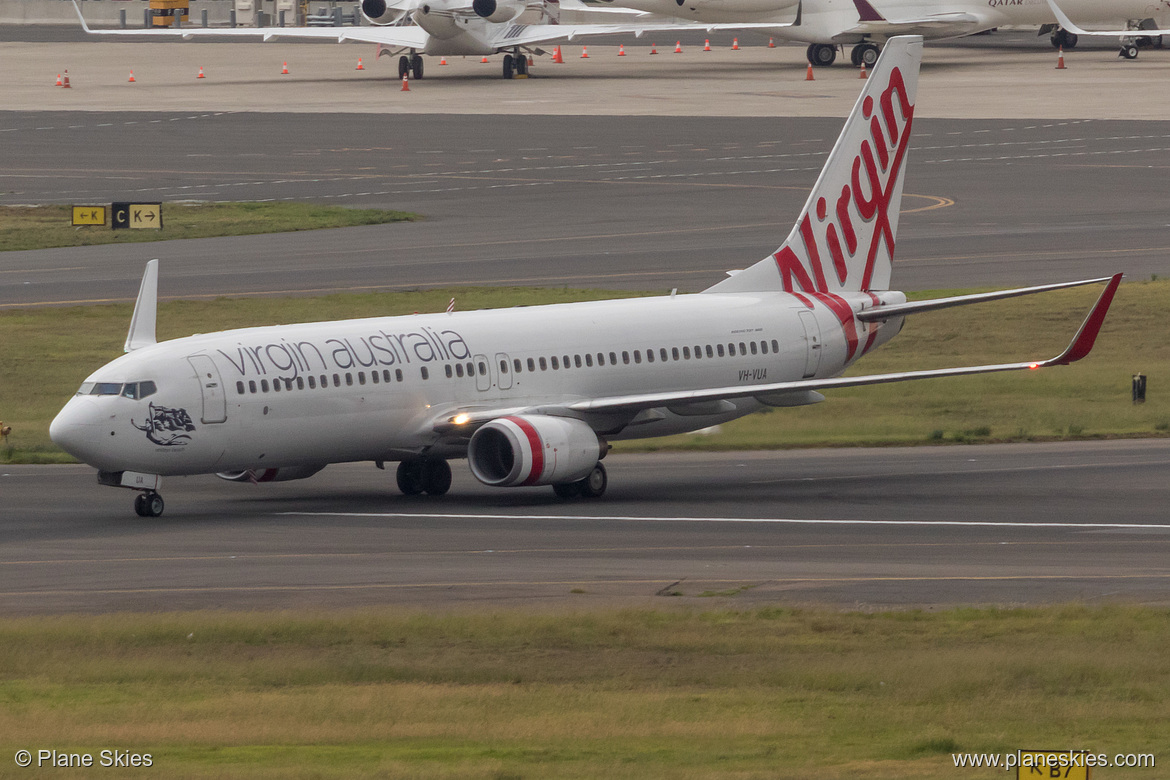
(0, 203), (417, 252)
(1, 280), (1165, 463)
(0, 606), (1165, 778)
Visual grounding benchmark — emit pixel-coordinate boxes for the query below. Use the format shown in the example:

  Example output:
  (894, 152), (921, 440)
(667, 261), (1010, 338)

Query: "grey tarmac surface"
(3, 440), (1169, 614)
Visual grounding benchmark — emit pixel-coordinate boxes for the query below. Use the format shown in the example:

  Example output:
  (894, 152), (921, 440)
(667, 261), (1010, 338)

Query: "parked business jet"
(1045, 0), (1170, 58)
(579, 0), (1168, 67)
(72, 0), (766, 79)
(50, 37), (1121, 517)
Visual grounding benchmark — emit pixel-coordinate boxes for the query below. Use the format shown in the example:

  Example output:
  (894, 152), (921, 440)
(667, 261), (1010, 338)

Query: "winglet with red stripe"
(1041, 272), (1122, 367)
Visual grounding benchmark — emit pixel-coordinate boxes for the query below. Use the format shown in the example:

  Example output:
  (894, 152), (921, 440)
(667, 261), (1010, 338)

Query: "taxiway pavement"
(3, 440), (1168, 614)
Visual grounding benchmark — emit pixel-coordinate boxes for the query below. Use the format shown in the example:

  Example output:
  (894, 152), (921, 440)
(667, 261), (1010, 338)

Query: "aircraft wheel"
(553, 482), (581, 499)
(578, 463), (607, 499)
(502, 53), (514, 79)
(398, 55), (410, 79)
(515, 55), (528, 76)
(807, 43), (837, 67)
(134, 493), (149, 517)
(396, 459), (424, 495)
(420, 457), (451, 496)
(857, 43), (880, 68)
(146, 492), (165, 517)
(1120, 44), (1139, 59)
(1064, 31), (1078, 48)
(411, 54), (424, 80)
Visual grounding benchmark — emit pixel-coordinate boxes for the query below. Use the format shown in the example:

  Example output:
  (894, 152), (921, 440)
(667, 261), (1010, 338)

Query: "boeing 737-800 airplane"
(50, 37), (1121, 517)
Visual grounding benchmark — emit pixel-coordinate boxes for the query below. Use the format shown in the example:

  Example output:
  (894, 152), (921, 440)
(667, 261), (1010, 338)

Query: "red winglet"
(1045, 273), (1122, 366)
(852, 0), (886, 22)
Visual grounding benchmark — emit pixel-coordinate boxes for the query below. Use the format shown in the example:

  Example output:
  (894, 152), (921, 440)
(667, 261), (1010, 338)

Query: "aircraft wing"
(839, 0), (986, 37)
(1045, 0), (1170, 37)
(498, 19), (789, 46)
(72, 1), (430, 47)
(433, 274), (1120, 431)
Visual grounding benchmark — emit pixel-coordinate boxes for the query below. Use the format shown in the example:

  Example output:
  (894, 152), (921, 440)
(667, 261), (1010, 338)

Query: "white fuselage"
(50, 290), (902, 477)
(605, 0), (1169, 40)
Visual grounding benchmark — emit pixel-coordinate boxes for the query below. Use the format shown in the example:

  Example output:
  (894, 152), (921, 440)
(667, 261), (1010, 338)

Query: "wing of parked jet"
(837, 0), (987, 37)
(1045, 0), (1170, 58)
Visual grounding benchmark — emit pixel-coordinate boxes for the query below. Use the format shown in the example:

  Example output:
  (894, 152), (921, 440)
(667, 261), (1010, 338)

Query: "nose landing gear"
(133, 490), (165, 518)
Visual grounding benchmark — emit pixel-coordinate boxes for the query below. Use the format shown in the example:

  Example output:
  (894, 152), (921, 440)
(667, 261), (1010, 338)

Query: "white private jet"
(578, 0), (1169, 67)
(51, 36), (1121, 517)
(1045, 0), (1170, 59)
(72, 0), (770, 79)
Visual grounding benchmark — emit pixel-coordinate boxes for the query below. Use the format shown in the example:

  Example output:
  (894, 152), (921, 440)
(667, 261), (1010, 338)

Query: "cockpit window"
(120, 381), (158, 400)
(87, 382), (123, 396)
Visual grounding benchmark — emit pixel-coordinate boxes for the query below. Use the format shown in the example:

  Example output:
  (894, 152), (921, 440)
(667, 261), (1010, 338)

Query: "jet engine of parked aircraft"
(360, 0), (409, 24)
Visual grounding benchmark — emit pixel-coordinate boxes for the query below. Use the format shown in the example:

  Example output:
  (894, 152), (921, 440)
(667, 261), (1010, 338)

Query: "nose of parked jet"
(50, 397), (103, 464)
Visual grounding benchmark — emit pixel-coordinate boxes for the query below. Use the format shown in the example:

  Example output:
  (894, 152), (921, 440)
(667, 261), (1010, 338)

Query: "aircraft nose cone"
(50, 397), (102, 463)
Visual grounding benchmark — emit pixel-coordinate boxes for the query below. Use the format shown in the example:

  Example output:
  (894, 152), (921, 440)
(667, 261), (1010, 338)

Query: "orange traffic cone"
(674, 40), (682, 53)
(128, 70), (136, 83)
(62, 70), (70, 88)
(528, 55), (534, 66)
(356, 57), (364, 70)
(581, 45), (589, 58)
(732, 37), (739, 50)
(805, 63), (814, 81)
(703, 39), (711, 51)
(440, 56), (448, 65)
(1056, 46), (1066, 69)
(553, 46), (564, 63)
(401, 73), (410, 91)
(197, 66), (206, 79)
(281, 61), (289, 75)
(768, 37), (775, 48)
(55, 73), (63, 87)
(649, 43), (658, 54)
(481, 56), (489, 63)
(859, 61), (867, 79)
(618, 44), (626, 56)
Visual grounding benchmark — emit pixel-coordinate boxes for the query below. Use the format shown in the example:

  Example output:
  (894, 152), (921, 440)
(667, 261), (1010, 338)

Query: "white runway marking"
(276, 512), (1170, 530)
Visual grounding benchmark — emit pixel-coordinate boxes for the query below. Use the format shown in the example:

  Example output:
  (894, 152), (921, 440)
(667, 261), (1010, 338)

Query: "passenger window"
(333, 373), (341, 387)
(585, 353), (593, 367)
(597, 353), (605, 366)
(633, 350), (641, 364)
(672, 347), (679, 361)
(551, 356), (560, 370)
(420, 367), (429, 380)
(261, 379), (270, 392)
(562, 356), (570, 369)
(501, 360), (509, 374)
(383, 370), (392, 383)
(358, 372), (366, 385)
(609, 352), (617, 365)
(455, 364), (463, 378)
(717, 344), (725, 357)
(683, 347), (691, 359)
(308, 376), (316, 389)
(345, 373), (353, 386)
(297, 377), (305, 389)
(646, 350), (654, 363)
(759, 341), (768, 355)
(660, 348), (668, 362)
(446, 365), (454, 378)
(370, 371), (379, 384)
(693, 345), (701, 359)
(728, 343), (736, 356)
(514, 359), (522, 373)
(771, 339), (779, 353)
(622, 351), (630, 365)
(249, 380), (257, 394)
(739, 342), (747, 355)
(706, 345), (714, 358)
(528, 358), (536, 372)
(574, 355), (582, 368)
(395, 369), (403, 382)
(539, 357), (547, 371)
(236, 381), (245, 395)
(750, 342), (758, 355)
(273, 380), (281, 393)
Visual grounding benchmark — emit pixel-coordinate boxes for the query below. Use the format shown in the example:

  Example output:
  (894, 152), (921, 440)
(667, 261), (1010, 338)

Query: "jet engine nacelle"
(471, 0), (525, 23)
(468, 415), (600, 487)
(361, 0), (407, 24)
(216, 465), (327, 483)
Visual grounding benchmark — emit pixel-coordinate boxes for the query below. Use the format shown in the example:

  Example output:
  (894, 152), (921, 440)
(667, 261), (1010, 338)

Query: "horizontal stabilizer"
(856, 275), (1114, 322)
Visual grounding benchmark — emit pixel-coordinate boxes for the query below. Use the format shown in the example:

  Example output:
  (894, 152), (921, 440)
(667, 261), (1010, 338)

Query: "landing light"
(452, 413), (471, 425)
(1029, 363), (1040, 370)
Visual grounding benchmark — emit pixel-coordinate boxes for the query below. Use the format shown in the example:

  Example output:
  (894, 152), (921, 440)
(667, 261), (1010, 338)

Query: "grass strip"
(0, 605), (1167, 778)
(0, 203), (417, 251)
(1, 281), (1166, 463)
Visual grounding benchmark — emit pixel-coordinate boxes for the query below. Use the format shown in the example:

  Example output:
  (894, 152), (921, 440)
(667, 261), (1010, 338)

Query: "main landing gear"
(850, 42), (880, 68)
(1050, 28), (1079, 49)
(806, 43), (837, 67)
(398, 53), (423, 80)
(552, 462), (607, 500)
(133, 490), (165, 518)
(502, 51), (529, 80)
(396, 457), (451, 496)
